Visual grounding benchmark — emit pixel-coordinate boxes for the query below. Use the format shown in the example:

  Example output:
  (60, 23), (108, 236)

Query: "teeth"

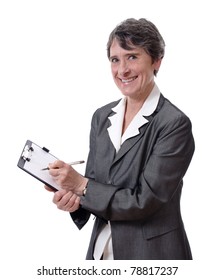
(121, 77), (136, 83)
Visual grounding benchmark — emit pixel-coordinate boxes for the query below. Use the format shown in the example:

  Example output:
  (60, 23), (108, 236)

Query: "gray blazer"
(71, 94), (195, 260)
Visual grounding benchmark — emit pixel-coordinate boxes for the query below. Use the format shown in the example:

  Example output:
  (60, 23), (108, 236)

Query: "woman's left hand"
(52, 189), (81, 212)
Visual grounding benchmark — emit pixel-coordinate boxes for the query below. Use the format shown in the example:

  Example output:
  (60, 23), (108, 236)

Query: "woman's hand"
(48, 160), (88, 196)
(44, 186), (81, 212)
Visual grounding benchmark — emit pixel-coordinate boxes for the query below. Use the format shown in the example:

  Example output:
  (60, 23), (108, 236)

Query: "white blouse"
(93, 84), (161, 260)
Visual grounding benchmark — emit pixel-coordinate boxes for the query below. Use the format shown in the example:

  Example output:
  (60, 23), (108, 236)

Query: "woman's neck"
(122, 82), (154, 135)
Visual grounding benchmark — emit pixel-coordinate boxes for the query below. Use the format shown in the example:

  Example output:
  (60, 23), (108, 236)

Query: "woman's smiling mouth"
(120, 76), (138, 84)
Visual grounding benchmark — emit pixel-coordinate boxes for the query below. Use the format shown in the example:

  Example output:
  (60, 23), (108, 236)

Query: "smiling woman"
(109, 40), (161, 109)
(45, 18), (195, 260)
(107, 18), (165, 137)
(107, 18), (165, 74)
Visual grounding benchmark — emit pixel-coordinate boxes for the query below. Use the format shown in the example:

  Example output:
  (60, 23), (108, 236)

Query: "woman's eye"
(128, 55), (137, 60)
(110, 57), (118, 63)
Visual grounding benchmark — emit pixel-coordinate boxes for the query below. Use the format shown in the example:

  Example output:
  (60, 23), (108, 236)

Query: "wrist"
(76, 178), (88, 196)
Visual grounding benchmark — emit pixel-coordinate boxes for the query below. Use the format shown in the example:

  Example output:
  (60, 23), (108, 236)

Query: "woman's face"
(109, 39), (161, 101)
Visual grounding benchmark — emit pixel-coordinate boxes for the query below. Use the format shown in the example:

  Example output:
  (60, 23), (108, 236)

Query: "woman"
(46, 18), (195, 260)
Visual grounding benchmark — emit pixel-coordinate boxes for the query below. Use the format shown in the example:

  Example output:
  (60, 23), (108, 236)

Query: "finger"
(53, 190), (68, 203)
(49, 161), (70, 178)
(57, 191), (75, 208)
(49, 160), (65, 170)
(44, 185), (55, 192)
(67, 196), (81, 212)
(49, 168), (60, 177)
(53, 190), (73, 206)
(66, 193), (80, 208)
(56, 192), (78, 211)
(62, 194), (80, 212)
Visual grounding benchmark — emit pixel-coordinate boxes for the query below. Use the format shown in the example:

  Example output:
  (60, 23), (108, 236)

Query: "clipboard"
(17, 140), (61, 191)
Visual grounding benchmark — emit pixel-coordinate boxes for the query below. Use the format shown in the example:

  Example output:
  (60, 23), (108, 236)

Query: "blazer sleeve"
(80, 111), (195, 222)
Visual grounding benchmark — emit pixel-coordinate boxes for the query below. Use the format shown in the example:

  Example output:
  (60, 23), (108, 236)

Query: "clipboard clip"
(22, 145), (34, 162)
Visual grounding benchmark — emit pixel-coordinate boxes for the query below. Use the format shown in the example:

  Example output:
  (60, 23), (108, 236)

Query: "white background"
(0, 0), (214, 279)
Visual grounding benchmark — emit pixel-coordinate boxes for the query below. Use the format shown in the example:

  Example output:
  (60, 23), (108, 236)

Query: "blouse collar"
(108, 84), (161, 153)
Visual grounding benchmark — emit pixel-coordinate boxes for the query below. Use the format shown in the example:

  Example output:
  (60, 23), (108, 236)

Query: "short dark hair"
(107, 18), (165, 75)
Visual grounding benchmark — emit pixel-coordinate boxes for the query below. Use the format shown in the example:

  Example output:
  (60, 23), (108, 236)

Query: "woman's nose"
(118, 60), (130, 76)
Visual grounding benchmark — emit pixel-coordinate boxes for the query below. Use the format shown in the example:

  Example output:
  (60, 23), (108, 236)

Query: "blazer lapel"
(111, 94), (165, 165)
(112, 123), (149, 164)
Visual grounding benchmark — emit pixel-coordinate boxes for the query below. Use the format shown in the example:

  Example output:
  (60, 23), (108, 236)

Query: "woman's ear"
(154, 58), (162, 73)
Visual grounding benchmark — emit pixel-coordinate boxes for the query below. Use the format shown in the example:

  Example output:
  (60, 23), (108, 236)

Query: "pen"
(41, 160), (85, 171)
